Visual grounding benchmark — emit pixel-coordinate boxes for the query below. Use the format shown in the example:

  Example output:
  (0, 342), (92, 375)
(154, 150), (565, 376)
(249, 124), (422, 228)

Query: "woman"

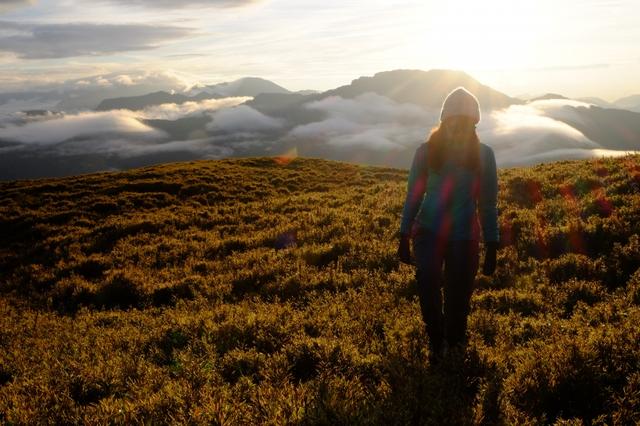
(397, 87), (499, 361)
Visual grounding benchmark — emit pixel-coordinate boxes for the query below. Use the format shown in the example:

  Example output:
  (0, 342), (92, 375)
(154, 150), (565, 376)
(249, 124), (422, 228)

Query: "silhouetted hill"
(554, 105), (640, 150)
(614, 94), (640, 112)
(143, 115), (212, 140)
(245, 92), (325, 124)
(248, 69), (521, 124)
(320, 69), (521, 110)
(96, 91), (221, 111)
(247, 68), (523, 130)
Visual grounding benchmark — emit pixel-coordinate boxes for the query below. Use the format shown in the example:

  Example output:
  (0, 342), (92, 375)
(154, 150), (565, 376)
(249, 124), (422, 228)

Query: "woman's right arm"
(399, 144), (428, 236)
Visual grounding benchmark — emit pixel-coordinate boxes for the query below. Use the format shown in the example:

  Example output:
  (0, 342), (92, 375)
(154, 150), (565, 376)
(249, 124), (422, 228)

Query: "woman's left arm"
(478, 145), (499, 243)
(479, 145), (499, 275)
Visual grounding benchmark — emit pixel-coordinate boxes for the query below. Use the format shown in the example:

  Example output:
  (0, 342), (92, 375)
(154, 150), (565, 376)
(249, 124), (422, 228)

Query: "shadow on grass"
(301, 347), (492, 425)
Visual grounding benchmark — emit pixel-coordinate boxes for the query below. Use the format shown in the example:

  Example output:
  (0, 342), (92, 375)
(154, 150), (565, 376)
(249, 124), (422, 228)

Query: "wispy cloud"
(0, 70), (204, 113)
(64, 70), (198, 93)
(102, 0), (262, 8)
(0, 0), (34, 13)
(0, 21), (195, 59)
(164, 53), (209, 59)
(530, 63), (611, 72)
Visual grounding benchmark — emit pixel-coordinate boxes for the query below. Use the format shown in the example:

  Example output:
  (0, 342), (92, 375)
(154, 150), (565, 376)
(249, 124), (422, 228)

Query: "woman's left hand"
(397, 234), (412, 265)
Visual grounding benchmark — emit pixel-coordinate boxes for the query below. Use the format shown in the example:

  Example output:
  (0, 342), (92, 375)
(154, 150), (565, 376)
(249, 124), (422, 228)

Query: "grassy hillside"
(1, 155), (640, 425)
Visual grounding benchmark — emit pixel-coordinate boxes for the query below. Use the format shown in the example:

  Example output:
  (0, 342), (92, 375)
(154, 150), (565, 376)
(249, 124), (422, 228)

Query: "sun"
(409, 0), (546, 72)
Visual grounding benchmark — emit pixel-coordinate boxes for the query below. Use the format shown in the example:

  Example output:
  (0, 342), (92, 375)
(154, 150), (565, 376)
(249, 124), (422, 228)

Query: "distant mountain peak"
(199, 77), (291, 97)
(530, 93), (569, 102)
(322, 68), (521, 110)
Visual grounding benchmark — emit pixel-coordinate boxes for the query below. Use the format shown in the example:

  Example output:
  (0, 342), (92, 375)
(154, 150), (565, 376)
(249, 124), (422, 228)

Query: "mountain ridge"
(95, 90), (222, 111)
(614, 94), (640, 112)
(318, 69), (522, 110)
(1, 69), (639, 181)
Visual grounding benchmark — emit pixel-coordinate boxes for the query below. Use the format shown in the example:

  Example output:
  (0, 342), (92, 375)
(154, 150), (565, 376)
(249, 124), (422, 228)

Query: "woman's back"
(400, 142), (498, 242)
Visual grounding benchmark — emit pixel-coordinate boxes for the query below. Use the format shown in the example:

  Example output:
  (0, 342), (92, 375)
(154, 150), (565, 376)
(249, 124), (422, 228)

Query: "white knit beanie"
(440, 87), (481, 124)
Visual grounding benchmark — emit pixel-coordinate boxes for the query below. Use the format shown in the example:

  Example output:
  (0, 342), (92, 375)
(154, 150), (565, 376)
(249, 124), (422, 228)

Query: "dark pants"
(413, 229), (479, 353)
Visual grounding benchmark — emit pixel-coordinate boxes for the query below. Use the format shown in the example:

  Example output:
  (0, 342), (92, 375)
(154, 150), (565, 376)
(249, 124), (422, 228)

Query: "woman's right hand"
(397, 234), (412, 264)
(482, 241), (498, 275)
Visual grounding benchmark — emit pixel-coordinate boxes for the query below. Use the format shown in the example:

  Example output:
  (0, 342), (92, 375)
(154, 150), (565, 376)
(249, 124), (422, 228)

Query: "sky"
(0, 0), (639, 100)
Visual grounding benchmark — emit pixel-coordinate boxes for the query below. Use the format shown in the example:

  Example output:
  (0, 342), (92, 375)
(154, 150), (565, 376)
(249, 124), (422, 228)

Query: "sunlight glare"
(412, 0), (545, 72)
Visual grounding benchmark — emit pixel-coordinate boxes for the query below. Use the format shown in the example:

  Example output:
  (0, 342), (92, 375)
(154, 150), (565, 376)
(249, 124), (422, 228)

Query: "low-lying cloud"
(207, 105), (284, 132)
(0, 98), (273, 169)
(0, 105), (237, 178)
(290, 94), (637, 166)
(502, 148), (637, 165)
(289, 93), (434, 151)
(49, 135), (234, 159)
(1, 91), (637, 180)
(0, 110), (164, 145)
(479, 99), (615, 166)
(0, 97), (259, 150)
(139, 97), (250, 120)
(0, 98), (59, 120)
(0, 21), (195, 59)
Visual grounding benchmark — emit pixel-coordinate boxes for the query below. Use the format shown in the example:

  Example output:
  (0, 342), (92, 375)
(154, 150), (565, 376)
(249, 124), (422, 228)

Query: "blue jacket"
(399, 142), (499, 242)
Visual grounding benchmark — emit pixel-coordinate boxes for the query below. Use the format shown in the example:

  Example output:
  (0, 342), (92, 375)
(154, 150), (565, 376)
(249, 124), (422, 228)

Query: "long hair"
(426, 116), (480, 172)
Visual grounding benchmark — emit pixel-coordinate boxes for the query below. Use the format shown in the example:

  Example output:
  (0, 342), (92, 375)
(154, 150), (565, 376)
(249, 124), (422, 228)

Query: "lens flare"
(274, 146), (298, 166)
(559, 183), (587, 254)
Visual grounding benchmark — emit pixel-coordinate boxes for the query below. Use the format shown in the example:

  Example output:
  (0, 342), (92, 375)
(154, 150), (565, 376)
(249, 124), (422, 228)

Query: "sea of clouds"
(0, 90), (636, 178)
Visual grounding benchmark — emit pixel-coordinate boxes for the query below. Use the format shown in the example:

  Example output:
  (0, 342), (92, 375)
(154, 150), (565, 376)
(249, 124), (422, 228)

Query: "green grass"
(1, 155), (639, 424)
